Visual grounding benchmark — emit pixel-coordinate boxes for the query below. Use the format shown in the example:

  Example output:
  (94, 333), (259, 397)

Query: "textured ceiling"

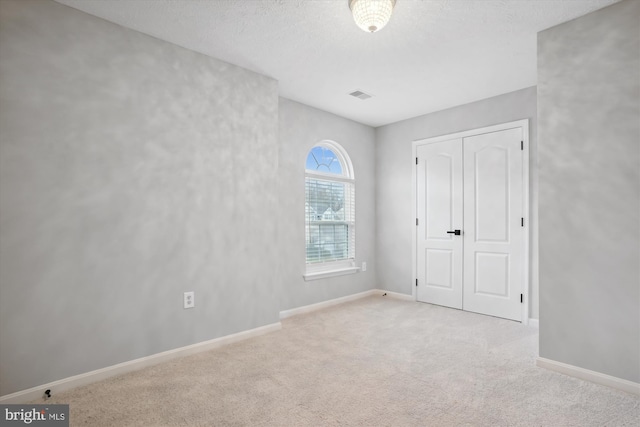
(54, 0), (620, 127)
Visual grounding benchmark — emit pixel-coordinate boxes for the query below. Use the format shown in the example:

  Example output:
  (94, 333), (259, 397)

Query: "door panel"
(474, 252), (509, 297)
(475, 146), (509, 242)
(416, 139), (463, 309)
(463, 128), (523, 321)
(426, 249), (453, 289)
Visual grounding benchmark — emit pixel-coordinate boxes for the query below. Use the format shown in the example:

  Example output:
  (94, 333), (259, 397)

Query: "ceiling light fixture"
(349, 0), (396, 33)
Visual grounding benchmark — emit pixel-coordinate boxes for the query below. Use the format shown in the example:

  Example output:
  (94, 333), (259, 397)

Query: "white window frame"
(303, 141), (359, 281)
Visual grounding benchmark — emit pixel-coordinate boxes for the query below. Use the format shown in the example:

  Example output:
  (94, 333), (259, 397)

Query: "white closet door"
(416, 139), (463, 309)
(462, 128), (524, 321)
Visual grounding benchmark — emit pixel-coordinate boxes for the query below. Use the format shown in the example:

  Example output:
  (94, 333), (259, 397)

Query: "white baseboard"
(3, 290), (413, 403)
(537, 357), (640, 396)
(528, 318), (539, 327)
(0, 322), (282, 404)
(279, 288), (414, 320)
(374, 289), (415, 301)
(279, 290), (377, 319)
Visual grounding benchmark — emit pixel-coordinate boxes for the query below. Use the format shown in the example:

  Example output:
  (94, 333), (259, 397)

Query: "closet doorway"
(412, 120), (529, 322)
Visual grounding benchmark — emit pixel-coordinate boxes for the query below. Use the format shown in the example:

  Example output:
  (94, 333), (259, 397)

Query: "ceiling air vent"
(349, 90), (373, 100)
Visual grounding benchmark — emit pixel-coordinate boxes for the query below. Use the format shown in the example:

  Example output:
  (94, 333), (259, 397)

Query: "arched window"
(304, 141), (357, 279)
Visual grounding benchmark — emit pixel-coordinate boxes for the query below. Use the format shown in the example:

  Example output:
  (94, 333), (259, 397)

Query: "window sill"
(303, 266), (361, 281)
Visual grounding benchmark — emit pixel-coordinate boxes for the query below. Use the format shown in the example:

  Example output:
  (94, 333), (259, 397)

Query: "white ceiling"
(55, 0), (619, 127)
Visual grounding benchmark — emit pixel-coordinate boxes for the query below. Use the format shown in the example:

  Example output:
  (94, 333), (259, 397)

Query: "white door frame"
(411, 119), (530, 324)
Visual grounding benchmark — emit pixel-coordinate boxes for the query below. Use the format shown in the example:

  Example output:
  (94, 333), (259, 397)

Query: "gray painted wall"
(375, 87), (539, 319)
(0, 0), (379, 397)
(278, 98), (377, 311)
(538, 0), (639, 382)
(0, 0), (281, 396)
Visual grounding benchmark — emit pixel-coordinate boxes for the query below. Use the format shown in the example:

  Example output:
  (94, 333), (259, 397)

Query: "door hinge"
(416, 279), (418, 287)
(521, 294), (523, 304)
(521, 217), (524, 227)
(416, 157), (418, 165)
(521, 140), (524, 150)
(416, 218), (419, 226)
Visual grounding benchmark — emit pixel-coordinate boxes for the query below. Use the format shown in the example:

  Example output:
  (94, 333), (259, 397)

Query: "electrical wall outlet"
(183, 291), (195, 309)
(362, 262), (367, 272)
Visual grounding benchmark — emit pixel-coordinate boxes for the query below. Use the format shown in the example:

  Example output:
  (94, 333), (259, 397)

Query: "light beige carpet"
(40, 296), (638, 426)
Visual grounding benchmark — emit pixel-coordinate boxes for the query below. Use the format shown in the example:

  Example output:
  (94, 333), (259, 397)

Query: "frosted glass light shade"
(349, 0), (396, 33)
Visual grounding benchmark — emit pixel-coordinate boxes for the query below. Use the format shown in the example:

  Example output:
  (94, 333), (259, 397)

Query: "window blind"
(305, 177), (355, 264)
